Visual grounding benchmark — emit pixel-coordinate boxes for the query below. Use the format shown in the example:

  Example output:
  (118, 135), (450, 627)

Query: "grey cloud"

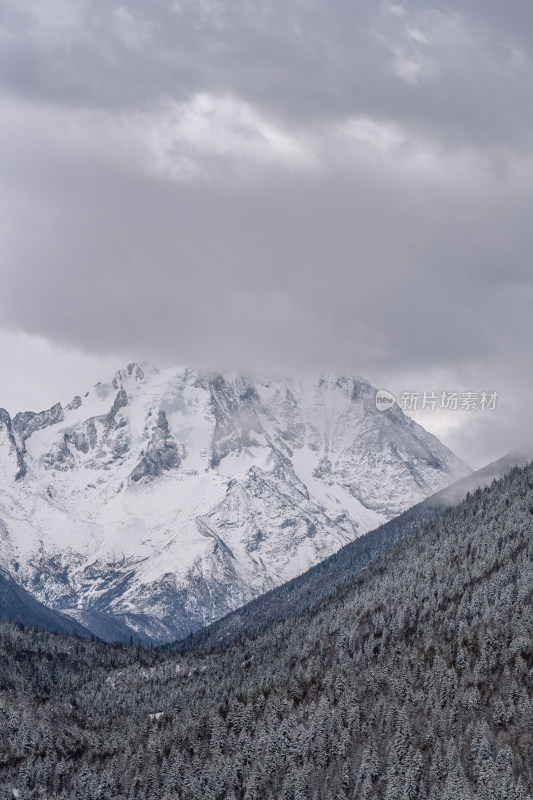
(0, 0), (532, 466)
(0, 2), (531, 149)
(1, 127), (530, 368)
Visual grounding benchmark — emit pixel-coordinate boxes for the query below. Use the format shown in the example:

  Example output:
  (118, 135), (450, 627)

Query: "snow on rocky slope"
(0, 364), (469, 642)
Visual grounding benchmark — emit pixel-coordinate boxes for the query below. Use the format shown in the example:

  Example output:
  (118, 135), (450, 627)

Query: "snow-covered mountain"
(0, 364), (469, 642)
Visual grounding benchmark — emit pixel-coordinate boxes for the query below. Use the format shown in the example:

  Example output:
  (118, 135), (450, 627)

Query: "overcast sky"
(0, 0), (532, 468)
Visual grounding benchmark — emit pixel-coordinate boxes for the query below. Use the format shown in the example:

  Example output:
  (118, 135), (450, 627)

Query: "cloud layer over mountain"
(0, 0), (532, 466)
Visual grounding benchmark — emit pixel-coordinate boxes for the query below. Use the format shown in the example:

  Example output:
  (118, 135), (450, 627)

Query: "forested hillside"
(1, 464), (532, 800)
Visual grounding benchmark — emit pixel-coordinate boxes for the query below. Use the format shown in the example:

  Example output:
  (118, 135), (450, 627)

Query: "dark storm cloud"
(0, 0), (532, 465)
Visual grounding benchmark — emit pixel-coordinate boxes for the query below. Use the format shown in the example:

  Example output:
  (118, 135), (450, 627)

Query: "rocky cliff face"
(13, 402), (65, 444)
(130, 409), (183, 482)
(0, 364), (469, 642)
(0, 409), (26, 481)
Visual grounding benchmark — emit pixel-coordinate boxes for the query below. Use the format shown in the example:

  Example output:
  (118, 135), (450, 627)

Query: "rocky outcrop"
(42, 434), (75, 471)
(42, 389), (130, 470)
(0, 409), (26, 480)
(206, 374), (263, 467)
(66, 395), (82, 412)
(130, 410), (181, 482)
(13, 402), (64, 442)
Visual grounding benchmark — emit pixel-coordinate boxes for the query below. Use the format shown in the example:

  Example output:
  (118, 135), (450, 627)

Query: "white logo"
(375, 389), (396, 411)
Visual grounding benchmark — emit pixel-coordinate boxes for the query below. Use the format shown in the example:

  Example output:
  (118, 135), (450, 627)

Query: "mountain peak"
(112, 361), (150, 389)
(0, 365), (469, 642)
